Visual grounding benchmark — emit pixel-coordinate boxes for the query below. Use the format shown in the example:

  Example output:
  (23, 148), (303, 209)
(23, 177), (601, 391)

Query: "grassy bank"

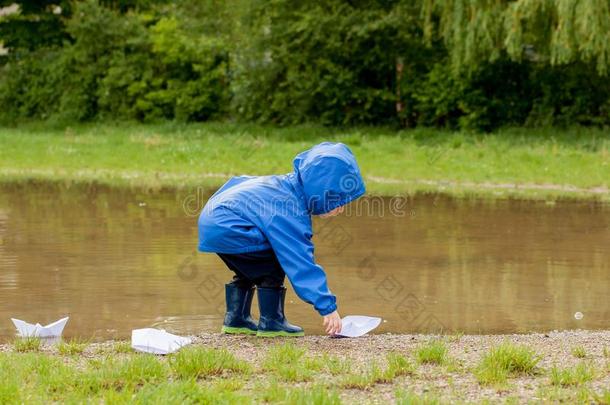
(0, 122), (608, 200)
(1, 331), (609, 404)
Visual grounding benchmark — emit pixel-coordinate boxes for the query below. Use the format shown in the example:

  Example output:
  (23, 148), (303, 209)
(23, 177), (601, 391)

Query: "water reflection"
(0, 183), (608, 340)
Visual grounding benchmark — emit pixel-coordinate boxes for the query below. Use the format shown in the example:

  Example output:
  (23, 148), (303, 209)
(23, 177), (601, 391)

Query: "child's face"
(319, 205), (344, 218)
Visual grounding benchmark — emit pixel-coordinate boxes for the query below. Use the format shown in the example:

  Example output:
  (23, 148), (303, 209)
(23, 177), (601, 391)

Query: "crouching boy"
(198, 142), (365, 337)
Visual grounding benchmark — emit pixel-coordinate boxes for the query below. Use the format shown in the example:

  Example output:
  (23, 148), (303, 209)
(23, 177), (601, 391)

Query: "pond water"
(0, 183), (608, 341)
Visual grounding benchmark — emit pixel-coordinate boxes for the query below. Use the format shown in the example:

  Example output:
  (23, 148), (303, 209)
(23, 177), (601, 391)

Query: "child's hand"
(323, 311), (342, 336)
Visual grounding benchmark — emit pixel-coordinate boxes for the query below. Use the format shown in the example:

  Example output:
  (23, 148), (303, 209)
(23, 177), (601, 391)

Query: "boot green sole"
(256, 330), (305, 337)
(221, 326), (258, 335)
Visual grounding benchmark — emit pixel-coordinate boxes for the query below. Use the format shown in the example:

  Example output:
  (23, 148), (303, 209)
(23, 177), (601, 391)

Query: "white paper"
(11, 316), (69, 338)
(337, 315), (382, 338)
(131, 328), (192, 355)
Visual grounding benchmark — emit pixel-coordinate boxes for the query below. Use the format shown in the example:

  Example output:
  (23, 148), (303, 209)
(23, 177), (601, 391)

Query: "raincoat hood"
(292, 142), (366, 215)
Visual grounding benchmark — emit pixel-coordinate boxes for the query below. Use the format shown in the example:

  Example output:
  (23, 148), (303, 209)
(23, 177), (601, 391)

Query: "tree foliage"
(0, 0), (71, 52)
(423, 0), (610, 75)
(233, 0), (423, 125)
(0, 0), (608, 129)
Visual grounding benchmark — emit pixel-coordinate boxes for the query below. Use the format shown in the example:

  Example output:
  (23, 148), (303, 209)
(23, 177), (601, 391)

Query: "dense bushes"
(232, 1), (418, 126)
(0, 0), (229, 122)
(0, 0), (609, 130)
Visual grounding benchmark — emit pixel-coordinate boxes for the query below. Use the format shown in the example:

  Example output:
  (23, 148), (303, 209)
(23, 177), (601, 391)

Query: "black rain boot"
(256, 287), (304, 337)
(221, 284), (258, 335)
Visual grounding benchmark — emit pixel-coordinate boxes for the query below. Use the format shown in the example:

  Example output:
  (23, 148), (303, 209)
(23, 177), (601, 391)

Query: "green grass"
(12, 337), (41, 352)
(321, 353), (353, 375)
(395, 389), (442, 405)
(112, 341), (133, 354)
(571, 345), (587, 359)
(0, 122), (608, 200)
(536, 385), (596, 404)
(550, 362), (596, 387)
(0, 338), (607, 404)
(169, 346), (250, 379)
(593, 389), (610, 404)
(474, 342), (541, 385)
(386, 352), (416, 377)
(0, 350), (253, 404)
(262, 343), (315, 382)
(57, 338), (89, 355)
(340, 362), (392, 389)
(340, 353), (415, 389)
(259, 381), (341, 404)
(415, 340), (449, 366)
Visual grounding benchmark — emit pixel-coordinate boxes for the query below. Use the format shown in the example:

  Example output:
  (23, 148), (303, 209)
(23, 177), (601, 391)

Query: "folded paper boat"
(337, 315), (382, 338)
(131, 328), (192, 355)
(11, 317), (69, 338)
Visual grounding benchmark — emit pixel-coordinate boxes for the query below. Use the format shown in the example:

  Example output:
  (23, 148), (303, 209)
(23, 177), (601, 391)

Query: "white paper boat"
(11, 316), (69, 338)
(131, 328), (192, 355)
(337, 315), (382, 338)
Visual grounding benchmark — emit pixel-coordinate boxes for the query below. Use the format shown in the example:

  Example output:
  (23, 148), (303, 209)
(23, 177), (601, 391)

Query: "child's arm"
(262, 214), (338, 319)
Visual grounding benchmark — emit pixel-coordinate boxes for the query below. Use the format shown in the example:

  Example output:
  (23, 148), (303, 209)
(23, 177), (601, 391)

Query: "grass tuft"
(415, 340), (448, 366)
(571, 345), (587, 359)
(263, 342), (313, 382)
(322, 353), (353, 375)
(169, 346), (249, 379)
(13, 337), (41, 353)
(57, 338), (89, 355)
(341, 362), (390, 389)
(593, 389), (610, 404)
(264, 342), (306, 365)
(341, 352), (415, 389)
(550, 362), (595, 387)
(475, 342), (540, 385)
(112, 341), (132, 354)
(386, 352), (416, 377)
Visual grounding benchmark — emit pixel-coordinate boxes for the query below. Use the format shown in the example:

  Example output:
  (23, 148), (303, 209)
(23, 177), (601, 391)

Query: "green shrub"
(0, 0), (229, 123)
(1, 0), (609, 128)
(233, 1), (417, 126)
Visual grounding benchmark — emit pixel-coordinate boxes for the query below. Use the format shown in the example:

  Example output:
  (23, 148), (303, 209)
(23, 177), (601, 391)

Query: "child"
(198, 142), (365, 337)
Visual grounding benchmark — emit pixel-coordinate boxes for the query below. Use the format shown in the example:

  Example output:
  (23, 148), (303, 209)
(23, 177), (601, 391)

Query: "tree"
(422, 0), (610, 75)
(0, 1), (71, 53)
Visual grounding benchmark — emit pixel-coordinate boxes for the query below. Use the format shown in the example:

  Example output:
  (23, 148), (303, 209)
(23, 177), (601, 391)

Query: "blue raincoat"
(198, 142), (366, 316)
